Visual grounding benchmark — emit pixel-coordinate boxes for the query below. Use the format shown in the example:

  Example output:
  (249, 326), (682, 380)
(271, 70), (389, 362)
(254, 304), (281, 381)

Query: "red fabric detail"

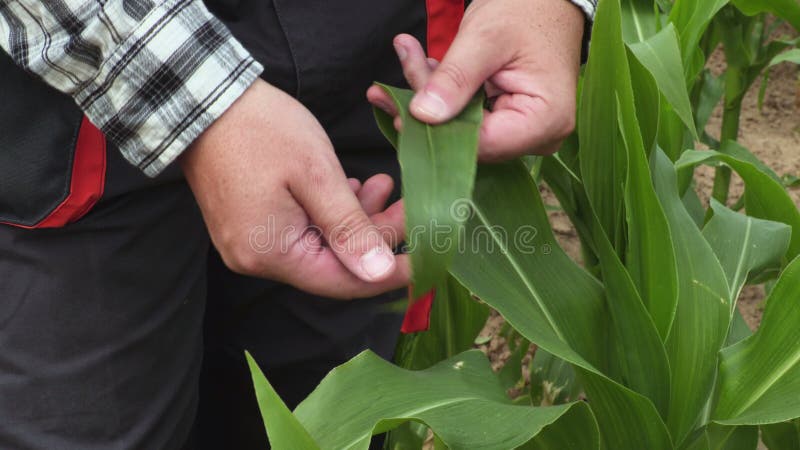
(401, 288), (436, 334)
(6, 116), (107, 229)
(425, 0), (465, 60)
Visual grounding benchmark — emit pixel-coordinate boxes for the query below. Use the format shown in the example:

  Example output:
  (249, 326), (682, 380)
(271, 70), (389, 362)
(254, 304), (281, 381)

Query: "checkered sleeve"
(0, 0), (263, 176)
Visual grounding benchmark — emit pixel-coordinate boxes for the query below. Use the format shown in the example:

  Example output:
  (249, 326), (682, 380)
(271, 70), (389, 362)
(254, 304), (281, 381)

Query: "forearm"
(0, 0), (262, 176)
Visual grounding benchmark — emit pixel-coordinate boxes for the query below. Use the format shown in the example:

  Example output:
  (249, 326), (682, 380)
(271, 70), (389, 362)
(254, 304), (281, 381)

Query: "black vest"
(0, 0), (431, 228)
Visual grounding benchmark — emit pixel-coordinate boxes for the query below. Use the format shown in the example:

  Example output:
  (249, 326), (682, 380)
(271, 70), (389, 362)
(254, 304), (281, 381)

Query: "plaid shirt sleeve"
(0, 0), (263, 176)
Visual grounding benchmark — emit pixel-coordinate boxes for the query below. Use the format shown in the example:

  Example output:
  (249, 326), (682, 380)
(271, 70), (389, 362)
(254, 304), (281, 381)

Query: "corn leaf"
(761, 420), (800, 449)
(246, 351), (320, 450)
(621, 0), (658, 43)
(731, 0), (800, 30)
(587, 201), (671, 415)
(676, 144), (800, 260)
(705, 423), (759, 450)
(450, 161), (673, 449)
(669, 0), (730, 80)
(702, 199), (791, 308)
(768, 48), (800, 67)
(373, 84), (482, 297)
(529, 348), (580, 407)
(628, 24), (699, 140)
(713, 256), (800, 425)
(579, 0), (628, 250)
(292, 350), (600, 450)
(651, 149), (731, 446)
(627, 48), (662, 153)
(617, 90), (680, 341)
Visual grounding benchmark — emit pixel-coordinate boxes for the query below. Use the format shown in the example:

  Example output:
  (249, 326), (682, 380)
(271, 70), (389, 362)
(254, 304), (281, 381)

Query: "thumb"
(409, 27), (505, 124)
(291, 162), (397, 283)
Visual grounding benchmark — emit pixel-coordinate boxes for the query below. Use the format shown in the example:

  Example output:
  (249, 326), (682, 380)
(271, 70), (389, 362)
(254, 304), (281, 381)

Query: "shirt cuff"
(74, 0), (264, 177)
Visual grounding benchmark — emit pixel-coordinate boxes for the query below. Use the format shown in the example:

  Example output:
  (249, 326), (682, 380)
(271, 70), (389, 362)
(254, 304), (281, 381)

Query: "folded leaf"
(702, 199), (791, 308)
(373, 84), (482, 297)
(713, 256), (800, 425)
(628, 24), (698, 140)
(652, 149), (731, 446)
(676, 144), (800, 260)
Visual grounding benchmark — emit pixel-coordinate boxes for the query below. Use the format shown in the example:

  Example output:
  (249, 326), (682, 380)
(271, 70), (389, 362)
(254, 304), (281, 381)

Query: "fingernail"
(360, 247), (395, 281)
(411, 90), (448, 121)
(394, 42), (408, 61)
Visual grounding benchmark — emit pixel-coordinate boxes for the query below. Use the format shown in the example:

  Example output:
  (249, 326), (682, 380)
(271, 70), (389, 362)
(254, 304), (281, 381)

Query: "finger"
(285, 248), (411, 300)
(409, 23), (508, 124)
(357, 174), (394, 215)
(348, 177), (362, 193)
(369, 199), (405, 248)
(394, 34), (433, 91)
(290, 158), (398, 283)
(479, 93), (574, 161)
(367, 84), (399, 116)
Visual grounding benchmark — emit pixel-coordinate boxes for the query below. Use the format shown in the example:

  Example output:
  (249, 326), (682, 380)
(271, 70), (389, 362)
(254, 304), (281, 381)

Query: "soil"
(477, 28), (800, 395)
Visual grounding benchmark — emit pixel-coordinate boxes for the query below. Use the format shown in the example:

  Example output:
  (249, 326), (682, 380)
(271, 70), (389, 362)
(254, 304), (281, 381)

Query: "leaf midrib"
(469, 204), (567, 342)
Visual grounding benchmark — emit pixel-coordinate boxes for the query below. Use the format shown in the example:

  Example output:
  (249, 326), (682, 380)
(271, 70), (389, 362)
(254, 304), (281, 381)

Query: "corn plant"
(247, 0), (800, 448)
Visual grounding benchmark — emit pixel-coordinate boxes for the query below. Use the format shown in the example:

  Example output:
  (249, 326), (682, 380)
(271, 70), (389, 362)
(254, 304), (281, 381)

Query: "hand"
(181, 79), (409, 299)
(368, 0), (585, 161)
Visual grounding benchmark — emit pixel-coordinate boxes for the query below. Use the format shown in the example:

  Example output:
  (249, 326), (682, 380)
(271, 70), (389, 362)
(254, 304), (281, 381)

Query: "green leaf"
(713, 256), (800, 425)
(676, 143), (800, 260)
(651, 149), (731, 446)
(726, 309), (754, 347)
(394, 275), (490, 371)
(588, 202), (671, 415)
(696, 70), (726, 138)
(373, 84), (482, 297)
(450, 161), (672, 449)
(705, 423), (759, 450)
(293, 350), (600, 450)
(617, 92), (680, 341)
(621, 0), (658, 43)
(530, 348), (580, 407)
(702, 199), (791, 307)
(669, 0), (730, 81)
(579, 0), (629, 250)
(731, 0), (800, 31)
(628, 24), (699, 140)
(762, 420), (800, 449)
(519, 404), (602, 450)
(627, 46), (662, 153)
(768, 49), (800, 67)
(246, 351), (320, 450)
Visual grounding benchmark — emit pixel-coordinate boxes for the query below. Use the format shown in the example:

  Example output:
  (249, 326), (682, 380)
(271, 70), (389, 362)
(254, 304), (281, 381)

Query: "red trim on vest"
(401, 0), (464, 334)
(5, 116), (107, 229)
(425, 0), (464, 60)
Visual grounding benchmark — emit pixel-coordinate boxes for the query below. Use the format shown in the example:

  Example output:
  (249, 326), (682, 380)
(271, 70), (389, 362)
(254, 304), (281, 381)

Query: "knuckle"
(328, 209), (372, 252)
(437, 62), (471, 91)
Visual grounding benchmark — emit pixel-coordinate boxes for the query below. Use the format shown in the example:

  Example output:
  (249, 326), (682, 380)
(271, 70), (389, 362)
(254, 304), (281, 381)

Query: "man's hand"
(181, 79), (409, 299)
(368, 0), (585, 160)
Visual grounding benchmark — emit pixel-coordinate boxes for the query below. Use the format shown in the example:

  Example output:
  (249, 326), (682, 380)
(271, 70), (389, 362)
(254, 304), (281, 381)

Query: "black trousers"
(0, 151), (209, 449)
(192, 149), (405, 450)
